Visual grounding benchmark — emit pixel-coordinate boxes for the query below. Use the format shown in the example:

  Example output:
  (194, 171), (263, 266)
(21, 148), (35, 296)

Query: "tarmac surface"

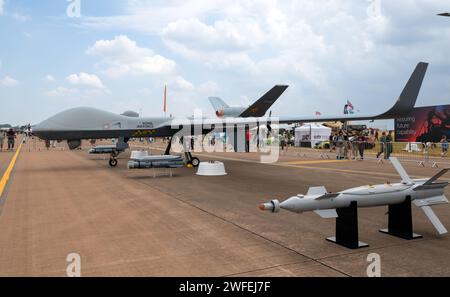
(0, 138), (450, 276)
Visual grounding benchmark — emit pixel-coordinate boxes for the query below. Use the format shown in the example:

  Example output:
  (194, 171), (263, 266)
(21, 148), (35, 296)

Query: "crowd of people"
(0, 128), (17, 152)
(329, 130), (370, 160)
(327, 129), (449, 161)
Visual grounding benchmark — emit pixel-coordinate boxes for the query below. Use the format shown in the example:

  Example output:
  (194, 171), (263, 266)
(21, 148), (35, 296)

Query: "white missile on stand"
(259, 158), (449, 248)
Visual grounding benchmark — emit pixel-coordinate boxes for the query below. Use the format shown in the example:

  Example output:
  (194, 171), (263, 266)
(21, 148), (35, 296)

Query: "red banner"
(395, 105), (450, 142)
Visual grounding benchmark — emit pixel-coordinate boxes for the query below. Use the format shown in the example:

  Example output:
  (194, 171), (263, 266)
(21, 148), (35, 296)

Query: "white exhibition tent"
(295, 123), (332, 148)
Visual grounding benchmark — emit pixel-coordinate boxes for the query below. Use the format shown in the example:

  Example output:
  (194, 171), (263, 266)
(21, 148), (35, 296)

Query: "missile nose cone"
(259, 200), (280, 213)
(259, 203), (272, 211)
(280, 197), (302, 212)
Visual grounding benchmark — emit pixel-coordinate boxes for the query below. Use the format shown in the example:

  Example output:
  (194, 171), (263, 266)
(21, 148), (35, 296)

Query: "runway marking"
(282, 160), (350, 165)
(0, 141), (23, 198)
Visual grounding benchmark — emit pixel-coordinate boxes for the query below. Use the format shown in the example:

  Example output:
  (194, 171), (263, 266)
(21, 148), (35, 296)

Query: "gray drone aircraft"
(209, 85), (288, 118)
(34, 62), (428, 167)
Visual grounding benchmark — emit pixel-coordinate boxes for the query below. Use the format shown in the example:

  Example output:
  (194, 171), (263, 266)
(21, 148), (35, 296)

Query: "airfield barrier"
(291, 141), (450, 167)
(139, 137), (450, 168)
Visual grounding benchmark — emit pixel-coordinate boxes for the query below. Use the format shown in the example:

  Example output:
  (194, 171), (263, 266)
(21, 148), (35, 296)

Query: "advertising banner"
(395, 105), (450, 142)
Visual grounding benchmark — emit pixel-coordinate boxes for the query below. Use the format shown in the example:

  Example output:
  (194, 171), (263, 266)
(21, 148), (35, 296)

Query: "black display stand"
(326, 201), (369, 249)
(379, 196), (422, 240)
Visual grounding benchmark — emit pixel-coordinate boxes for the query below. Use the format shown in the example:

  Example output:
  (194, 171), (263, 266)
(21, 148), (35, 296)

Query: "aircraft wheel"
(191, 157), (200, 168)
(109, 158), (118, 167)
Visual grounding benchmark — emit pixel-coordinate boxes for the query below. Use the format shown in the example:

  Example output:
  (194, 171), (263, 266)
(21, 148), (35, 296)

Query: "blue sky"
(1, 0), (450, 127)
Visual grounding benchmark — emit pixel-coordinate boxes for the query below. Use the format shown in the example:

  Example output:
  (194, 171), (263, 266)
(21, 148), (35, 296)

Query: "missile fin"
(423, 168), (450, 185)
(314, 209), (338, 219)
(315, 193), (340, 200)
(420, 206), (448, 235)
(389, 157), (412, 184)
(413, 195), (449, 207)
(307, 186), (327, 196)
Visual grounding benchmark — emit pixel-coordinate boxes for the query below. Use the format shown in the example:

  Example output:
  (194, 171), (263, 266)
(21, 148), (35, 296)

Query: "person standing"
(0, 131), (5, 151)
(343, 131), (350, 159)
(441, 135), (449, 158)
(7, 128), (16, 151)
(385, 132), (393, 159)
(376, 132), (386, 159)
(349, 133), (359, 160)
(335, 131), (345, 160)
(374, 130), (379, 142)
(246, 129), (251, 153)
(329, 133), (335, 153)
(357, 132), (366, 160)
(280, 133), (287, 152)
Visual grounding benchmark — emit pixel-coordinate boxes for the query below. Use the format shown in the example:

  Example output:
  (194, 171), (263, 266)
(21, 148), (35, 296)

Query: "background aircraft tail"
(239, 85), (289, 117)
(377, 62), (428, 119)
(209, 97), (229, 112)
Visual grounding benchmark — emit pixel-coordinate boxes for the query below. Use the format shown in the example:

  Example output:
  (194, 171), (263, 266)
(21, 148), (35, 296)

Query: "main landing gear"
(109, 151), (120, 167)
(185, 152), (200, 168)
(165, 138), (200, 168)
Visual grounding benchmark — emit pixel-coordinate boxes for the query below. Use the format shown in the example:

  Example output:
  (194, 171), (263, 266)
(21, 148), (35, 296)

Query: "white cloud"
(44, 74), (55, 82)
(11, 13), (31, 22)
(45, 87), (78, 97)
(1, 76), (19, 87)
(67, 72), (106, 89)
(12, 0), (450, 122)
(162, 18), (265, 51)
(197, 81), (220, 94)
(86, 35), (176, 78)
(45, 73), (110, 98)
(0, 0), (4, 15)
(45, 86), (111, 98)
(81, 1), (226, 35)
(170, 76), (194, 91)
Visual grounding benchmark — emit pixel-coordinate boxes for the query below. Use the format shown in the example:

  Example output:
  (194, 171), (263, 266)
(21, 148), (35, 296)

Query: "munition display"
(260, 158), (449, 248)
(128, 155), (185, 169)
(89, 145), (126, 154)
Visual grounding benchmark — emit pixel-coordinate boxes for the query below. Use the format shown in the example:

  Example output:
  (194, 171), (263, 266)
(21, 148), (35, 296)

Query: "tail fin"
(413, 169), (449, 191)
(423, 169), (450, 185)
(378, 62), (428, 119)
(239, 85), (289, 117)
(209, 97), (229, 111)
(389, 157), (413, 184)
(413, 195), (448, 235)
(421, 205), (448, 235)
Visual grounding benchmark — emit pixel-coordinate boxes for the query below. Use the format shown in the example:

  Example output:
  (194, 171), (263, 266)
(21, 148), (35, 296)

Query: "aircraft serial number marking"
(133, 130), (157, 137)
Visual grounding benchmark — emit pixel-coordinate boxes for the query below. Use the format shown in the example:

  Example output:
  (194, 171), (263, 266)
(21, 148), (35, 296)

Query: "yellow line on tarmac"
(282, 160), (350, 165)
(0, 142), (23, 198)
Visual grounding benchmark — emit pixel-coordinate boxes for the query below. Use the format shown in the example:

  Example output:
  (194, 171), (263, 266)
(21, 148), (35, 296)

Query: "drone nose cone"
(32, 119), (54, 140)
(32, 122), (45, 136)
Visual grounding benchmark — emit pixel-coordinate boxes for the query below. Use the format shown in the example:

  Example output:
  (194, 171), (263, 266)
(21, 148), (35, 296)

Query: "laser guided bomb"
(260, 157), (449, 248)
(127, 155), (185, 169)
(88, 141), (130, 167)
